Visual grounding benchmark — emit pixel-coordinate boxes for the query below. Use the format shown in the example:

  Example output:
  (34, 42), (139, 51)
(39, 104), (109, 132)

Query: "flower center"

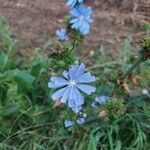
(79, 15), (84, 21)
(69, 80), (76, 86)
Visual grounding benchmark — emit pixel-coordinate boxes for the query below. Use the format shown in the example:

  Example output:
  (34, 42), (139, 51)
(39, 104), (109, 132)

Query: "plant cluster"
(0, 1), (150, 149)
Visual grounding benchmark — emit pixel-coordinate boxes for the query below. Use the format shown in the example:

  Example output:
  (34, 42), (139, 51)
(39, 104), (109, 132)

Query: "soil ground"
(0, 0), (149, 55)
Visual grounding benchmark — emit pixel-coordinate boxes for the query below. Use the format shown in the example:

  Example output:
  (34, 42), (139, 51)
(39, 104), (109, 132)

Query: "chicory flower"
(56, 28), (69, 42)
(91, 96), (109, 108)
(64, 120), (74, 128)
(76, 112), (87, 125)
(66, 0), (84, 7)
(69, 4), (93, 35)
(48, 63), (96, 110)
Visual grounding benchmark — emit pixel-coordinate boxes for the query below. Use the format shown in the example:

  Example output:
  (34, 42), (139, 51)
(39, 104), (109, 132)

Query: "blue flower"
(91, 101), (97, 108)
(69, 4), (93, 35)
(64, 112), (87, 129)
(48, 63), (96, 110)
(64, 120), (74, 128)
(56, 28), (69, 42)
(91, 96), (109, 108)
(66, 0), (84, 8)
(96, 96), (108, 104)
(76, 118), (85, 125)
(76, 112), (87, 125)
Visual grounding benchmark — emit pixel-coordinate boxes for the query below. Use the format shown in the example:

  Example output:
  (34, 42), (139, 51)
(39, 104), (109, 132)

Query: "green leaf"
(121, 37), (132, 63)
(31, 63), (42, 76)
(30, 54), (49, 77)
(0, 103), (18, 117)
(88, 135), (97, 150)
(14, 69), (36, 93)
(115, 140), (122, 150)
(0, 52), (9, 71)
(0, 83), (8, 105)
(2, 69), (36, 93)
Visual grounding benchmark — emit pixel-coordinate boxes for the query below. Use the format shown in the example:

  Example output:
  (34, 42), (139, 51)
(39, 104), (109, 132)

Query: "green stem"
(33, 108), (51, 116)
(71, 39), (77, 51)
(88, 61), (122, 70)
(83, 117), (101, 125)
(122, 58), (142, 78)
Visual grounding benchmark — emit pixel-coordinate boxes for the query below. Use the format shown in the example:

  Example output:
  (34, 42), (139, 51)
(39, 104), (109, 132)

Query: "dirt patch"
(0, 0), (149, 55)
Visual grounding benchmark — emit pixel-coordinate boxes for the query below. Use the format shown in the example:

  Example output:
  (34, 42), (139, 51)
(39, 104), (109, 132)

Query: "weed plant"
(0, 4), (150, 150)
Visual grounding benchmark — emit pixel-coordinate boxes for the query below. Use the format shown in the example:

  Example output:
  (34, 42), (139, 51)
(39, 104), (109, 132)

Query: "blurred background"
(0, 0), (149, 55)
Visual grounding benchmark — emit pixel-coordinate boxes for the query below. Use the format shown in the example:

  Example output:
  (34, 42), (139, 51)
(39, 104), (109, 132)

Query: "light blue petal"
(85, 16), (93, 23)
(91, 101), (97, 108)
(68, 98), (76, 108)
(60, 28), (66, 33)
(76, 72), (95, 83)
(51, 76), (67, 83)
(76, 117), (85, 125)
(51, 87), (68, 100)
(69, 87), (77, 99)
(85, 7), (93, 15)
(62, 70), (69, 79)
(56, 30), (60, 36)
(70, 8), (80, 16)
(71, 20), (81, 29)
(95, 96), (108, 105)
(74, 87), (84, 106)
(56, 28), (68, 42)
(79, 21), (90, 35)
(67, 87), (77, 108)
(48, 77), (68, 88)
(48, 81), (67, 88)
(78, 0), (83, 3)
(64, 120), (74, 128)
(68, 65), (78, 80)
(77, 84), (96, 95)
(74, 63), (85, 79)
(48, 82), (56, 88)
(61, 86), (71, 103)
(69, 18), (79, 24)
(68, 87), (84, 108)
(78, 4), (84, 14)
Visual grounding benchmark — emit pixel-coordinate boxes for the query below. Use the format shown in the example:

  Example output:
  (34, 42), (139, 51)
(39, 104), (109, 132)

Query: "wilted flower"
(91, 96), (109, 108)
(56, 28), (69, 42)
(48, 63), (96, 110)
(98, 109), (108, 117)
(66, 0), (84, 8)
(69, 4), (93, 35)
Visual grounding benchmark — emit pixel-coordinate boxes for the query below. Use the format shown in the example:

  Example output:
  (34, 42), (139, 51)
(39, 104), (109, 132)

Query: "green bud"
(139, 37), (150, 60)
(105, 98), (126, 116)
(57, 60), (66, 67)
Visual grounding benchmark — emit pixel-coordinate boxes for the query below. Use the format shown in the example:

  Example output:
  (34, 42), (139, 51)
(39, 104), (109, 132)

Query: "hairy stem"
(122, 58), (142, 78)
(88, 61), (122, 70)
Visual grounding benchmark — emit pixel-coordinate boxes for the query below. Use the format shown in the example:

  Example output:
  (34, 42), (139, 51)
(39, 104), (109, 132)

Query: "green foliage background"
(0, 17), (150, 150)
